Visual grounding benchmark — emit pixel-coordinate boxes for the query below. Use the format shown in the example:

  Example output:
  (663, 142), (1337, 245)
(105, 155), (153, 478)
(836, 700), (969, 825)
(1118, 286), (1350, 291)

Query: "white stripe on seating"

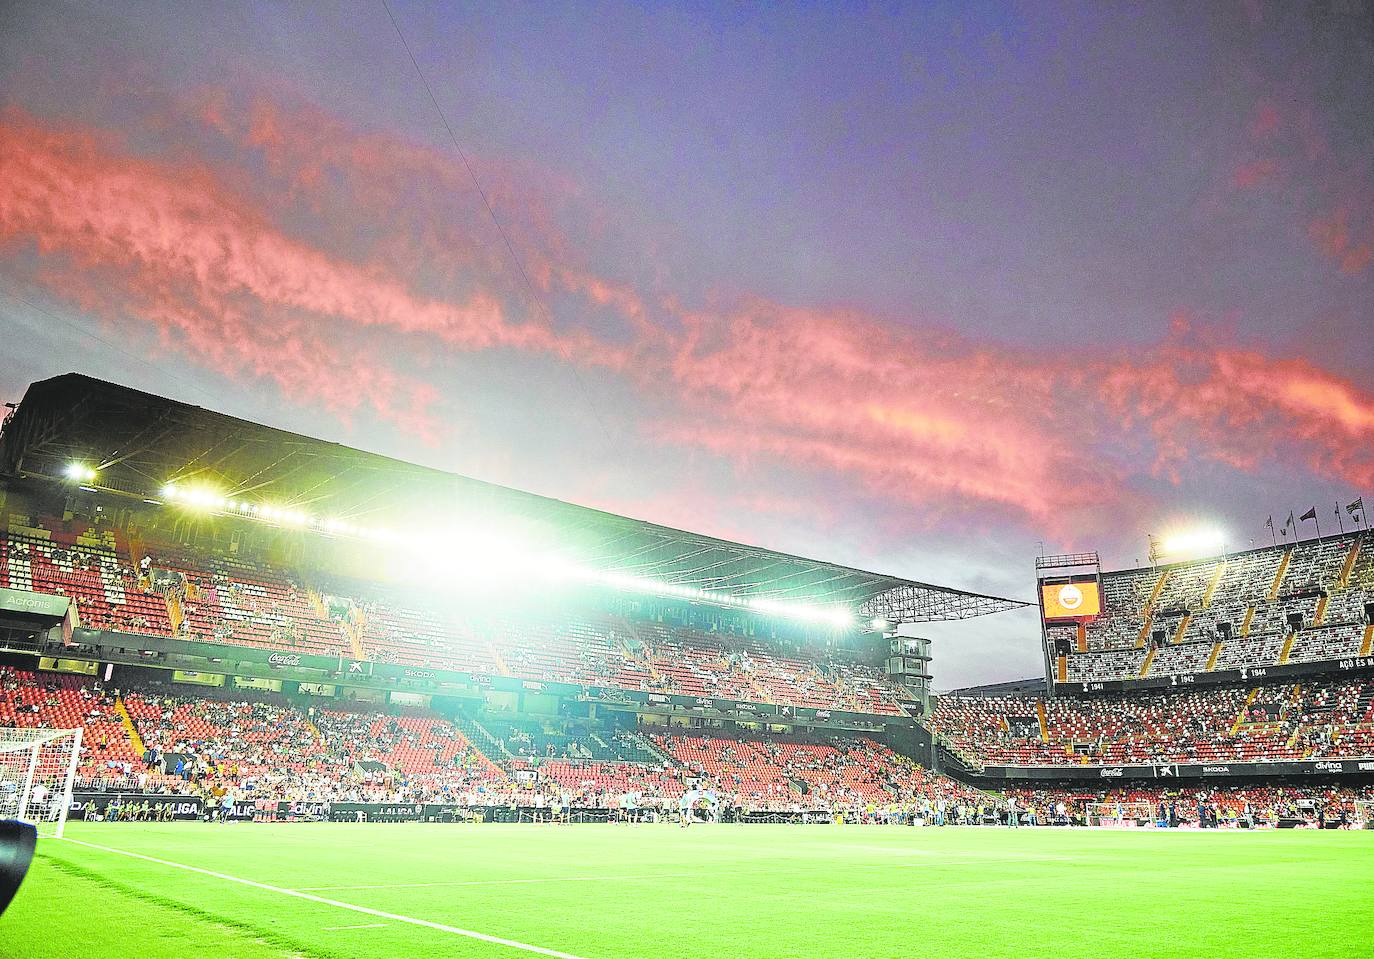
(58, 838), (592, 959)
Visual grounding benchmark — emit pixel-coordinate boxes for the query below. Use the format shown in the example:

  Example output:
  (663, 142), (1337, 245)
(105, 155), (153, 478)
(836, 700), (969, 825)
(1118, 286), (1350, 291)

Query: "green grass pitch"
(4, 822), (1372, 958)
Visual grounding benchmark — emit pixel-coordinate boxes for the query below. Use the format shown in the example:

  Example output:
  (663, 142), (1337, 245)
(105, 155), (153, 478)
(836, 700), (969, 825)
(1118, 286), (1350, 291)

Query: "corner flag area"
(11, 823), (1374, 959)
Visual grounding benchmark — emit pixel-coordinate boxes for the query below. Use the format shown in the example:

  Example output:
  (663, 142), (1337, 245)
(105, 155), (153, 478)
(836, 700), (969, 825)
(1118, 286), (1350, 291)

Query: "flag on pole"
(1281, 511), (1296, 536)
(1348, 497), (1365, 524)
(1299, 506), (1321, 539)
(1264, 516), (1274, 530)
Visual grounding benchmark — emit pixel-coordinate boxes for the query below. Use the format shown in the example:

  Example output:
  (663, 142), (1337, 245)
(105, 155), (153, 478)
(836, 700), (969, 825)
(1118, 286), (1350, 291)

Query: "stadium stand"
(929, 677), (1374, 768)
(1003, 784), (1369, 827)
(2, 518), (912, 716)
(1062, 533), (1373, 683)
(0, 661), (994, 815)
(0, 523), (170, 634)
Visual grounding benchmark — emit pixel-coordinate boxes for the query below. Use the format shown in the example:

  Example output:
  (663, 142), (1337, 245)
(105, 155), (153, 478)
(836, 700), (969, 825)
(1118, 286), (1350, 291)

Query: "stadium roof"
(938, 677), (1048, 698)
(0, 373), (1029, 624)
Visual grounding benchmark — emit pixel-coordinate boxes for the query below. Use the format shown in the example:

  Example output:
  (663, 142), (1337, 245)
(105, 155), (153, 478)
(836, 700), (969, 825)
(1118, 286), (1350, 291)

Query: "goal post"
(0, 728), (82, 838)
(1086, 801), (1158, 827)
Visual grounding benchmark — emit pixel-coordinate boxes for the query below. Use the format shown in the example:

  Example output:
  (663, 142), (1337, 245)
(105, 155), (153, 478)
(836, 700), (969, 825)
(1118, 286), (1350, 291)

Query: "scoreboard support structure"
(1035, 552), (1103, 700)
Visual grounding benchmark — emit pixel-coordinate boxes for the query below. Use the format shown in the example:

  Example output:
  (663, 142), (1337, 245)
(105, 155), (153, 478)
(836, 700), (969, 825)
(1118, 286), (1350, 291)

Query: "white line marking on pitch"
(323, 923), (389, 930)
(58, 839), (591, 959)
(300, 871), (708, 891)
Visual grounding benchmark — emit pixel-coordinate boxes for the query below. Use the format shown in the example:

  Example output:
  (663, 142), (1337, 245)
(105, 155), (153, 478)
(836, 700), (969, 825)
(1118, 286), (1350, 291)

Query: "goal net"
(1355, 801), (1374, 829)
(0, 728), (82, 838)
(1086, 801), (1158, 827)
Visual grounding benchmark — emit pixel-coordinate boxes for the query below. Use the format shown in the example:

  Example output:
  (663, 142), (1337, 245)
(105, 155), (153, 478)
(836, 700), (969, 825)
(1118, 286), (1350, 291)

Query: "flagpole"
(1336, 504), (1344, 535)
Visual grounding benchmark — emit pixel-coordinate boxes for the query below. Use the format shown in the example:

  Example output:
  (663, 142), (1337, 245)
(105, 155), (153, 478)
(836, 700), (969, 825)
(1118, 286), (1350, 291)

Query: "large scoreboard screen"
(1040, 579), (1101, 620)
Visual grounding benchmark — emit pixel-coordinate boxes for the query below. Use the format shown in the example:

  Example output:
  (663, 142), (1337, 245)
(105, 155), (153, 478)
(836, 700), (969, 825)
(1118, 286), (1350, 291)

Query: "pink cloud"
(4, 91), (1374, 541)
(1232, 157), (1278, 189)
(1308, 208), (1374, 276)
(1228, 79), (1373, 277)
(0, 107), (629, 436)
(660, 302), (1374, 526)
(1250, 100), (1281, 138)
(183, 90), (653, 338)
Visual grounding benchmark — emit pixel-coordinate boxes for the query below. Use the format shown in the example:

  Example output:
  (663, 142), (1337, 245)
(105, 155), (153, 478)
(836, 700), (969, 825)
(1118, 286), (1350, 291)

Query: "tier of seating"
(313, 708), (501, 781)
(1061, 533), (1374, 682)
(1, 517), (911, 717)
(172, 556), (352, 657)
(0, 666), (141, 785)
(929, 677), (1374, 768)
(510, 758), (690, 800)
(652, 730), (984, 808)
(0, 524), (169, 634)
(5, 662), (974, 810)
(469, 713), (662, 763)
(10, 657), (1373, 820)
(124, 690), (328, 778)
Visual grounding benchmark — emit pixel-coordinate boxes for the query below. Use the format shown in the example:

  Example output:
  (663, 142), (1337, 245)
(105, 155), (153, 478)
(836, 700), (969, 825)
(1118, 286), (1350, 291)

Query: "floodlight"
(746, 597), (853, 628)
(818, 604), (851, 626)
(64, 463), (96, 482)
(1160, 527), (1226, 559)
(141, 470), (862, 629)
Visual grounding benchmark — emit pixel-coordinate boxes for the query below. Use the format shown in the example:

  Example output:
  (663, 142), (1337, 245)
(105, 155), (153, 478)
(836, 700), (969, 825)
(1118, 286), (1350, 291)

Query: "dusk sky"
(3, 1), (1373, 687)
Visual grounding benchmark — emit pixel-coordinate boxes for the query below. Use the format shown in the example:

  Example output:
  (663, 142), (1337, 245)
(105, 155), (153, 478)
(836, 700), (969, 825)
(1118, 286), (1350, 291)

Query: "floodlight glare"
(1160, 527), (1226, 558)
(827, 608), (855, 628)
(64, 463), (96, 482)
(144, 471), (859, 628)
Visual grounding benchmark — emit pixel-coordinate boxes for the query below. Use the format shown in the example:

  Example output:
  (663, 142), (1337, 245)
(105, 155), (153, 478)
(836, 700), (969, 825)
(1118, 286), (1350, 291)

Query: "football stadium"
(5, 4), (1374, 958)
(0, 374), (1372, 958)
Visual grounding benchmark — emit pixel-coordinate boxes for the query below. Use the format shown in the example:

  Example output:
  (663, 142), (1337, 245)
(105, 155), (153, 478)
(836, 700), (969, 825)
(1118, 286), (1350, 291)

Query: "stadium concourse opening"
(1, 373), (1373, 959)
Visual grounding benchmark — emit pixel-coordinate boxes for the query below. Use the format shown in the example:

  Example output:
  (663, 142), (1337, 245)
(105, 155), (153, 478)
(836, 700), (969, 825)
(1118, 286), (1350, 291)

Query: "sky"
(2, 1), (1373, 688)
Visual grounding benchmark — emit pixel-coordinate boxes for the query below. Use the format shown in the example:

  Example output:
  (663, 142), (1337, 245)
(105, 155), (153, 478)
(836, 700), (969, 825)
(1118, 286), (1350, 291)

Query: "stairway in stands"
(114, 697), (145, 755)
(1355, 684), (1374, 723)
(450, 711), (512, 760)
(1230, 689), (1259, 735)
